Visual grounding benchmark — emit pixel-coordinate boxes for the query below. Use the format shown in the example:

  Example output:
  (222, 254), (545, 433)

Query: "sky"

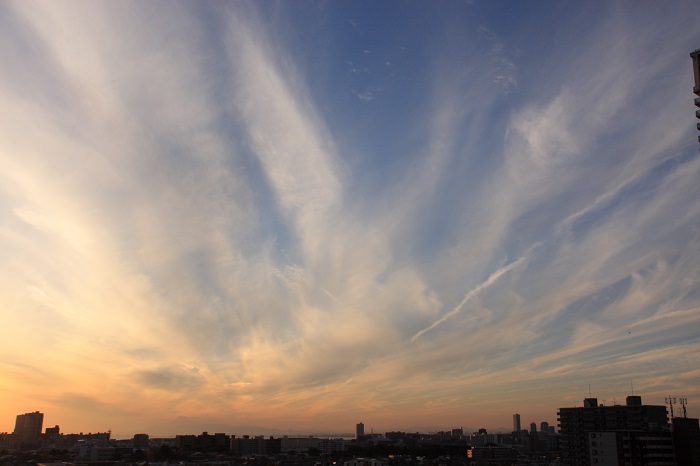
(1, 0), (700, 438)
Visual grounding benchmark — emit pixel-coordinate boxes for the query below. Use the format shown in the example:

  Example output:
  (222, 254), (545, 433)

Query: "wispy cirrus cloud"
(0, 0), (699, 435)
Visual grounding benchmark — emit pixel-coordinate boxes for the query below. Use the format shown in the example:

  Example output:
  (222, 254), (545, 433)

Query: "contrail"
(411, 243), (542, 342)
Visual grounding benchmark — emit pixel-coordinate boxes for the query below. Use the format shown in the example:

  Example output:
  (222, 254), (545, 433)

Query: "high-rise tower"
(355, 422), (364, 439)
(691, 48), (700, 153)
(14, 411), (44, 445)
(512, 413), (521, 433)
(691, 48), (700, 94)
(558, 396), (669, 466)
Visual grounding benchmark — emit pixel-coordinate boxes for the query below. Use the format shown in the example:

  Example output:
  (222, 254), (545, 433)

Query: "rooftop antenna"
(589, 384), (592, 398)
(631, 380), (634, 395)
(665, 396), (677, 420)
(679, 397), (688, 418)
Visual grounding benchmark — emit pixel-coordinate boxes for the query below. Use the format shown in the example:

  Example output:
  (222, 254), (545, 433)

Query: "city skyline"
(4, 409), (554, 439)
(1, 1), (700, 437)
(2, 391), (684, 439)
(0, 406), (575, 440)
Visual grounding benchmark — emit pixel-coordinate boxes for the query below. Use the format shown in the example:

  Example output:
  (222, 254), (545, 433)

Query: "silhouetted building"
(673, 417), (700, 466)
(175, 434), (196, 451)
(558, 396), (668, 466)
(68, 431), (111, 447)
(318, 437), (347, 453)
(384, 431), (420, 447)
(540, 421), (549, 433)
(469, 429), (498, 447)
(530, 422), (537, 433)
(468, 445), (517, 462)
(691, 48), (700, 95)
(231, 435), (279, 456)
(588, 430), (674, 465)
(211, 432), (230, 452)
(78, 440), (115, 461)
(356, 422), (365, 439)
(539, 430), (560, 452)
(198, 432), (230, 452)
(280, 435), (318, 453)
(13, 411), (43, 447)
(175, 432), (229, 453)
(0, 433), (15, 450)
(692, 48), (700, 153)
(133, 433), (149, 450)
(513, 413), (521, 433)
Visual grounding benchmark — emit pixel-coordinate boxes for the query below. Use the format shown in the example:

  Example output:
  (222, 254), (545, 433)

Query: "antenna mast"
(679, 397), (688, 418)
(665, 396), (677, 420)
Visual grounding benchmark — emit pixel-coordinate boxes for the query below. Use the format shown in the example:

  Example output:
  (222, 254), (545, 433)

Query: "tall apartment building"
(672, 416), (700, 466)
(558, 396), (669, 466)
(13, 411), (44, 446)
(356, 422), (365, 439)
(691, 48), (700, 95)
(512, 413), (521, 433)
(692, 48), (700, 152)
(587, 430), (674, 466)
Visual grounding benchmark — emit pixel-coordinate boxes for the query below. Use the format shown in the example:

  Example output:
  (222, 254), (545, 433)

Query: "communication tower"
(679, 397), (688, 418)
(665, 396), (677, 420)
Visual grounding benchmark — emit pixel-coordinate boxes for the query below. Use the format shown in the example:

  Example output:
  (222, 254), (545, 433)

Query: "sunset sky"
(2, 1), (700, 438)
